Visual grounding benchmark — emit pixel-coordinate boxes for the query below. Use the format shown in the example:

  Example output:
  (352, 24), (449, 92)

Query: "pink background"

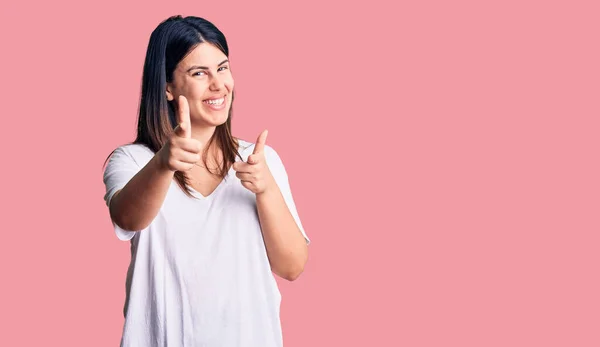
(1, 0), (598, 346)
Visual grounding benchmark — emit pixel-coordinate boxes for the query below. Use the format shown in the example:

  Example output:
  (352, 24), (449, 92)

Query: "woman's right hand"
(157, 95), (203, 172)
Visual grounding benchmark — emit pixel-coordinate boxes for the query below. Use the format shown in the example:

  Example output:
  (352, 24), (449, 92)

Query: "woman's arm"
(108, 96), (202, 232)
(233, 131), (310, 281)
(256, 186), (309, 281)
(109, 154), (174, 232)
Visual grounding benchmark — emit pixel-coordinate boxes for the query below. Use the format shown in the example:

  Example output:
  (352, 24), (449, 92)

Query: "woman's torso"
(119, 139), (284, 347)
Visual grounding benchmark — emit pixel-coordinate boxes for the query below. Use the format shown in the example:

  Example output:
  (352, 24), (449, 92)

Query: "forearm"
(256, 185), (308, 281)
(110, 154), (174, 231)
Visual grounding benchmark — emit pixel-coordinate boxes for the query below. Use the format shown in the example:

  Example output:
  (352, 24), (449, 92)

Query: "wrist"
(257, 178), (278, 198)
(153, 150), (175, 174)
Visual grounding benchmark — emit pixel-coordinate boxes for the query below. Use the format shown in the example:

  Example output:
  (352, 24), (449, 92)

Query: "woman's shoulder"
(109, 143), (156, 166)
(120, 143), (155, 155)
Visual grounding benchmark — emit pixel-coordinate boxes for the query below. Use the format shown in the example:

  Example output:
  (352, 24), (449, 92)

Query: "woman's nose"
(209, 74), (225, 91)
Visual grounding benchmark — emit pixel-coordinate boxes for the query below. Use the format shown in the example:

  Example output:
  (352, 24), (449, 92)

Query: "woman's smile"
(202, 95), (226, 111)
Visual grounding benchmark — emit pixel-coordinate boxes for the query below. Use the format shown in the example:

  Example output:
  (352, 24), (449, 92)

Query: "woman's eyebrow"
(186, 59), (229, 72)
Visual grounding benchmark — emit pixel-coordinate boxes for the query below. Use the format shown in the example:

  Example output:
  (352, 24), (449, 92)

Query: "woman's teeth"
(204, 98), (224, 105)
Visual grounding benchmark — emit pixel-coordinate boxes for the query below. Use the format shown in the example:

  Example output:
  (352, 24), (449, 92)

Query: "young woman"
(102, 15), (310, 347)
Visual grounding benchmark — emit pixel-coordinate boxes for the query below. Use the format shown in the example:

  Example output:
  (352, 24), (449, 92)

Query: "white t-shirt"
(102, 139), (309, 347)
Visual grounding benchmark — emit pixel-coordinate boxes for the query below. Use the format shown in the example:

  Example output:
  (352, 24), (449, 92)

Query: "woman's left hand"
(233, 130), (277, 195)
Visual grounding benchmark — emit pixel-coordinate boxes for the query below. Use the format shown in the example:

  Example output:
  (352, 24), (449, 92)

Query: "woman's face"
(166, 42), (234, 127)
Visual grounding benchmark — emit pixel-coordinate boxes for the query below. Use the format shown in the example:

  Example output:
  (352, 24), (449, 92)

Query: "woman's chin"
(192, 114), (229, 128)
(211, 111), (230, 125)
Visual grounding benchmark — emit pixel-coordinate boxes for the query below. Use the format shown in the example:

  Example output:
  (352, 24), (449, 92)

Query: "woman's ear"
(166, 83), (174, 101)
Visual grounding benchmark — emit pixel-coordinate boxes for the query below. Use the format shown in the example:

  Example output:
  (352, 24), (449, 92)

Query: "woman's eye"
(193, 67), (228, 76)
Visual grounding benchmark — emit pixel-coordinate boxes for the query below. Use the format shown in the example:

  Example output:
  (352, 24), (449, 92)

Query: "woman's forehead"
(181, 43), (228, 68)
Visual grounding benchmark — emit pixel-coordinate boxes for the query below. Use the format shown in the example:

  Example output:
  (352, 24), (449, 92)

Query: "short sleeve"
(265, 146), (310, 245)
(102, 146), (145, 241)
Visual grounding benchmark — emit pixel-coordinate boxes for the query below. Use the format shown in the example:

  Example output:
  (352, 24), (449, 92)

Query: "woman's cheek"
(226, 76), (234, 90)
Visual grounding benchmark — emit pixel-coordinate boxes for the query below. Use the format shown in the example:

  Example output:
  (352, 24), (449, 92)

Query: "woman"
(102, 15), (310, 347)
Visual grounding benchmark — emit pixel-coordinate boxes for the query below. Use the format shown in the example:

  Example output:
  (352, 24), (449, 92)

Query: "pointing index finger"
(177, 95), (191, 138)
(252, 129), (268, 155)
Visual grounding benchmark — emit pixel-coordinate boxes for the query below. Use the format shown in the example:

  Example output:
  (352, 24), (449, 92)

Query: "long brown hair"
(106, 15), (242, 198)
